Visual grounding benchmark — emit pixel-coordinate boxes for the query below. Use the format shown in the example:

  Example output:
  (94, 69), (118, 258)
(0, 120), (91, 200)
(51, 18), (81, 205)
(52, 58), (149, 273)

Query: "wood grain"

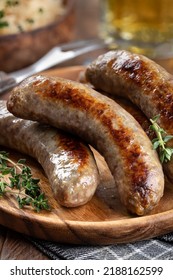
(1, 66), (173, 245)
(0, 227), (48, 260)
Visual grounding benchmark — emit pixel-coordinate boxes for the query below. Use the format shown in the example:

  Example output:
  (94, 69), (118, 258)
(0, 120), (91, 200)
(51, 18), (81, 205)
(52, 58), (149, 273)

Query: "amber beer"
(101, 0), (173, 56)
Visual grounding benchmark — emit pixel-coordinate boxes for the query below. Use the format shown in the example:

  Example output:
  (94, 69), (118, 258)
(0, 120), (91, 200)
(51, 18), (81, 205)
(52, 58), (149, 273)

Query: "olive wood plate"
(1, 66), (173, 245)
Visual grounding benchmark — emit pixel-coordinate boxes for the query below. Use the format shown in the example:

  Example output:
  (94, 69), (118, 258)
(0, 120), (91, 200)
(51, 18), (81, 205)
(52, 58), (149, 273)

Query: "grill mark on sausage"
(108, 52), (173, 128)
(34, 76), (150, 194)
(110, 97), (156, 141)
(56, 133), (89, 171)
(85, 50), (173, 182)
(7, 75), (165, 215)
(0, 100), (99, 208)
(101, 114), (150, 198)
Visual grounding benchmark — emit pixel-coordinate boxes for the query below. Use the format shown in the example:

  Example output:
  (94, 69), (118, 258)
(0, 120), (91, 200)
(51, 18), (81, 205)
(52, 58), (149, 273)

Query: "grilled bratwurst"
(85, 50), (173, 181)
(112, 97), (154, 139)
(7, 75), (164, 215)
(0, 100), (99, 207)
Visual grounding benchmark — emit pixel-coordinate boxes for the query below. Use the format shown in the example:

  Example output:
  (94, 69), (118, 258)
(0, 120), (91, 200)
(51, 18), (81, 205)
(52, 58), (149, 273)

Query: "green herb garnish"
(150, 115), (173, 163)
(0, 151), (50, 212)
(0, 10), (9, 29)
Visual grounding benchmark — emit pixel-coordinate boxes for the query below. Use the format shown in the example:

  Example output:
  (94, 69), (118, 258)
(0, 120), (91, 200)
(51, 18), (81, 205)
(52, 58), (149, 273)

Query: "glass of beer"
(100, 0), (173, 58)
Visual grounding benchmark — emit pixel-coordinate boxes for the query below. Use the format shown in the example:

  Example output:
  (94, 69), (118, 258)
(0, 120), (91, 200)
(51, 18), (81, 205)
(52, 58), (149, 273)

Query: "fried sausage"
(113, 97), (154, 139)
(85, 50), (173, 181)
(79, 70), (154, 139)
(7, 75), (164, 215)
(0, 100), (99, 207)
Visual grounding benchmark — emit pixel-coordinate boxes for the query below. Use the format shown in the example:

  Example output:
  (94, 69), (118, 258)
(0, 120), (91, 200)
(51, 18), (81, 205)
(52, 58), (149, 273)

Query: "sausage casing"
(0, 100), (99, 207)
(7, 75), (164, 215)
(85, 50), (173, 181)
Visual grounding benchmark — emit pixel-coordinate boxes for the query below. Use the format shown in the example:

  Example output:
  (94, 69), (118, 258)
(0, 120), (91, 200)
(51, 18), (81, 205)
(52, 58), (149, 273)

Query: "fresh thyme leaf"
(0, 167), (12, 175)
(163, 135), (173, 143)
(152, 139), (160, 150)
(31, 193), (50, 212)
(152, 114), (160, 122)
(17, 196), (32, 208)
(18, 159), (26, 164)
(9, 173), (21, 189)
(0, 151), (50, 212)
(0, 181), (8, 195)
(149, 116), (173, 163)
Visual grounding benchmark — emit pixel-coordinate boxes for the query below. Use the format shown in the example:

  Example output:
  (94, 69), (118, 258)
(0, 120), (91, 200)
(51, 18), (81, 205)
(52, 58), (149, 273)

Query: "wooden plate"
(1, 66), (173, 245)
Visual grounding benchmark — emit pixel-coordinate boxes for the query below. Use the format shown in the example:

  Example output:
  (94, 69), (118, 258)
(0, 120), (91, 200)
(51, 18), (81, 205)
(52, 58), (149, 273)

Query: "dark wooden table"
(1, 0), (173, 259)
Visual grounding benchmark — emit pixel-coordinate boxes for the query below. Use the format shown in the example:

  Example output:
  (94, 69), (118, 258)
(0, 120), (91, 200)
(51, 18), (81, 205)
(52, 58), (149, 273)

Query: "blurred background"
(75, 0), (100, 40)
(0, 0), (100, 72)
(1, 0), (173, 73)
(66, 0), (173, 73)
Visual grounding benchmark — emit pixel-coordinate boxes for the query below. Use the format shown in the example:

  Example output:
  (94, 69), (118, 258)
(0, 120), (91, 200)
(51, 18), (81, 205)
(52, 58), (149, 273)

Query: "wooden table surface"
(1, 0), (173, 260)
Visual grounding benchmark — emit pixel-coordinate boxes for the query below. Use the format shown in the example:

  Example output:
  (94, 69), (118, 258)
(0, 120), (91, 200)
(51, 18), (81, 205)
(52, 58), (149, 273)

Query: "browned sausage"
(85, 50), (173, 181)
(7, 75), (164, 215)
(112, 97), (154, 139)
(0, 100), (99, 207)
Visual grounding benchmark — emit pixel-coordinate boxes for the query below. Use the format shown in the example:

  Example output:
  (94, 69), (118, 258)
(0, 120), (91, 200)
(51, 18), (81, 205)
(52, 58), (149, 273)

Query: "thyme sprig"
(149, 115), (173, 163)
(0, 151), (50, 212)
